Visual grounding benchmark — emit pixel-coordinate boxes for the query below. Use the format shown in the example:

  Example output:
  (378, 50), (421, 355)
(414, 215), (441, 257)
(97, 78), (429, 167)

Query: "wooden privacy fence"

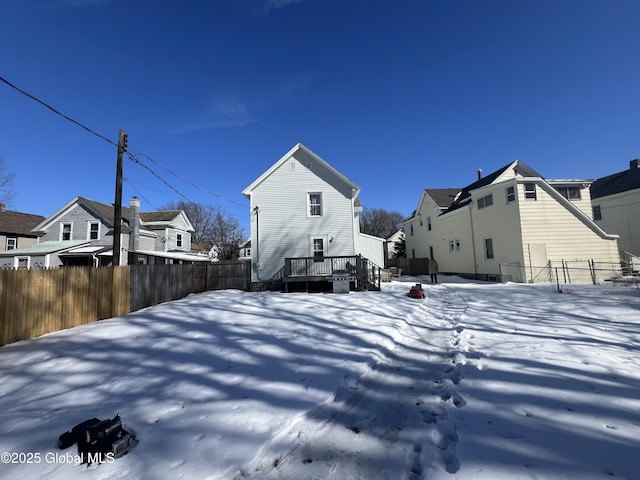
(0, 261), (251, 347)
(0, 266), (130, 347)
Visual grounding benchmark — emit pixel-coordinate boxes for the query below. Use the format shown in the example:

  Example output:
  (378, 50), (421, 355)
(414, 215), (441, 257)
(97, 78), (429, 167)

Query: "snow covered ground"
(1, 276), (639, 480)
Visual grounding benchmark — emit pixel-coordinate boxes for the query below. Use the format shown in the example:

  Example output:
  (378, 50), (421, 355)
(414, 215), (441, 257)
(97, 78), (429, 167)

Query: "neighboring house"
(0, 203), (45, 253)
(590, 159), (640, 259)
(403, 188), (460, 260)
(238, 239), (251, 261)
(0, 196), (199, 268)
(384, 229), (405, 259)
(242, 143), (385, 284)
(404, 161), (620, 283)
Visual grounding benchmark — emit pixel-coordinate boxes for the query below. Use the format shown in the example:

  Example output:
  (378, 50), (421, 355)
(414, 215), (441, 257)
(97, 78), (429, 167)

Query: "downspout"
(253, 206), (267, 281)
(468, 204), (479, 279)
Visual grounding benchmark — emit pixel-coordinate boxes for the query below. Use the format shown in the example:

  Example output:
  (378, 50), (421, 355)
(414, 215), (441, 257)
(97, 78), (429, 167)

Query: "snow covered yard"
(0, 276), (639, 480)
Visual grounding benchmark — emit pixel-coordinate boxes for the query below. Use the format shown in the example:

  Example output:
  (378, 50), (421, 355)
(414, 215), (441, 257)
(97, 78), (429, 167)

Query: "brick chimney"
(630, 159), (640, 170)
(129, 196), (140, 253)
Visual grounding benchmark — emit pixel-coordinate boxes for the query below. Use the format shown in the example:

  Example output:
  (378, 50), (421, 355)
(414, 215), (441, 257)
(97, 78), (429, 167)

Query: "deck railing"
(284, 255), (381, 291)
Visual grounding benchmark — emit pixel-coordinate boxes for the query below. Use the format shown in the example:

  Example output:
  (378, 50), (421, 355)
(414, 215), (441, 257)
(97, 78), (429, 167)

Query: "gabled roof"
(424, 188), (461, 208)
(32, 196), (129, 232)
(140, 210), (182, 223)
(32, 197), (193, 234)
(591, 160), (640, 199)
(0, 209), (46, 236)
(445, 160), (542, 213)
(403, 188), (460, 222)
(242, 143), (361, 199)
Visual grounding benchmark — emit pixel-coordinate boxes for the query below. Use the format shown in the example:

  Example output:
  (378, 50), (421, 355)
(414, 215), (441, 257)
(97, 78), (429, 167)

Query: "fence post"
(590, 259), (596, 285)
(555, 267), (562, 293)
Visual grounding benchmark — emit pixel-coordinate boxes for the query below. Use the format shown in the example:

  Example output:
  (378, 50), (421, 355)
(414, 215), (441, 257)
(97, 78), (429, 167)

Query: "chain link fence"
(500, 260), (640, 298)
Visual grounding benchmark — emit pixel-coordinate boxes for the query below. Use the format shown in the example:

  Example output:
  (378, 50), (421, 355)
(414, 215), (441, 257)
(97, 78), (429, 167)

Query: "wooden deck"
(283, 255), (381, 292)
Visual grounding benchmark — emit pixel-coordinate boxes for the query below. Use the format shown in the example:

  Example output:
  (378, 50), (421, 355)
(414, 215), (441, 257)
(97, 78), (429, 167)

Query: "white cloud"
(175, 92), (260, 134)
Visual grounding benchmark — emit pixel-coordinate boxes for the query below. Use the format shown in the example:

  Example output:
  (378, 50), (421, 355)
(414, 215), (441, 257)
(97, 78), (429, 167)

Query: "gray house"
(0, 196), (199, 268)
(591, 159), (640, 260)
(0, 203), (45, 253)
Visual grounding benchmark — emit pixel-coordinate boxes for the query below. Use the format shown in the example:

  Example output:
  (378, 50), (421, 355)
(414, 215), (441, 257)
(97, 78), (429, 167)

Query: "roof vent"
(630, 159), (640, 170)
(477, 169), (483, 180)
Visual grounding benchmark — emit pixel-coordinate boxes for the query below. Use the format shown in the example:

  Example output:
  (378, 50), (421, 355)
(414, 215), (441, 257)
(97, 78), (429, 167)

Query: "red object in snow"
(408, 284), (425, 299)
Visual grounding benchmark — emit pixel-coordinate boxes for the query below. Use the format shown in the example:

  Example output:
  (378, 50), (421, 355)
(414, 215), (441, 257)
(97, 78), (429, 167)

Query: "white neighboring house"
(242, 143), (385, 284)
(384, 229), (405, 259)
(238, 239), (251, 262)
(404, 160), (620, 283)
(590, 159), (640, 263)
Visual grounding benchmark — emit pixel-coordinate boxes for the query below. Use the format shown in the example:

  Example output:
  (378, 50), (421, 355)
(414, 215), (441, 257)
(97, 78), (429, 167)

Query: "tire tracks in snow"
(221, 284), (471, 480)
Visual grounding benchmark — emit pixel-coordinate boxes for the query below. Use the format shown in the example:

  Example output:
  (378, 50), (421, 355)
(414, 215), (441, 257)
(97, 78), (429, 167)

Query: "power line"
(0, 75), (117, 147)
(1, 75), (250, 212)
(129, 150), (250, 209)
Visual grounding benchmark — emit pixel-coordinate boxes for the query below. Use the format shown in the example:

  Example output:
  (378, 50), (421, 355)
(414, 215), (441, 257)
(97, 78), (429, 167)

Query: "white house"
(404, 161), (620, 283)
(384, 229), (405, 259)
(242, 143), (385, 285)
(590, 159), (640, 262)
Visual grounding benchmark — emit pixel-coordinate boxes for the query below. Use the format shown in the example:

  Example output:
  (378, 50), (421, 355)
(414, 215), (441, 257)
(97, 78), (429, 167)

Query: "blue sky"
(2, 0), (639, 234)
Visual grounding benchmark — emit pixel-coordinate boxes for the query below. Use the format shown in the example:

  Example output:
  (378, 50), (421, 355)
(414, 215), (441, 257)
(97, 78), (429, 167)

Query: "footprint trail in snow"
(222, 283), (473, 480)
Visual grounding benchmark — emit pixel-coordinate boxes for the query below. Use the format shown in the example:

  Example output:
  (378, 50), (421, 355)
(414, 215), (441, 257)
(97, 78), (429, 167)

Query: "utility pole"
(113, 129), (127, 266)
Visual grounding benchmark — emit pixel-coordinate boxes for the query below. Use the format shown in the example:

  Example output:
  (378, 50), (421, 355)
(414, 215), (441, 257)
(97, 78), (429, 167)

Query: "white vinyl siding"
(247, 149), (358, 281)
(518, 181), (619, 264)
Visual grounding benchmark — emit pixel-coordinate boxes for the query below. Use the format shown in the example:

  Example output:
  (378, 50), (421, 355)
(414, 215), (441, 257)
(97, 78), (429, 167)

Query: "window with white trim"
(61, 222), (72, 241)
(557, 186), (581, 200)
(313, 238), (324, 260)
(308, 192), (322, 217)
(427, 216), (432, 231)
(477, 194), (493, 209)
(484, 238), (494, 259)
(177, 233), (183, 247)
(506, 186), (516, 204)
(524, 183), (537, 200)
(449, 239), (461, 253)
(88, 221), (99, 240)
(6, 237), (17, 250)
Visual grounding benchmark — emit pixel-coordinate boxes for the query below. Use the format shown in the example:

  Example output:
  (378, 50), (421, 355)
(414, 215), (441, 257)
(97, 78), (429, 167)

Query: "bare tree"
(162, 201), (246, 260)
(360, 207), (404, 239)
(0, 156), (17, 207)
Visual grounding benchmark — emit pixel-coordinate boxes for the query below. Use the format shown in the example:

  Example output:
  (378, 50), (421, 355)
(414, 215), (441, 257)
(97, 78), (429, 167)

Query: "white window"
(524, 183), (537, 200)
(17, 257), (29, 269)
(6, 237), (17, 250)
(557, 187), (581, 200)
(506, 186), (516, 204)
(484, 238), (494, 260)
(478, 194), (493, 209)
(449, 239), (461, 253)
(427, 216), (432, 231)
(177, 233), (183, 247)
(88, 221), (99, 240)
(308, 193), (322, 217)
(60, 222), (72, 241)
(313, 238), (324, 259)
